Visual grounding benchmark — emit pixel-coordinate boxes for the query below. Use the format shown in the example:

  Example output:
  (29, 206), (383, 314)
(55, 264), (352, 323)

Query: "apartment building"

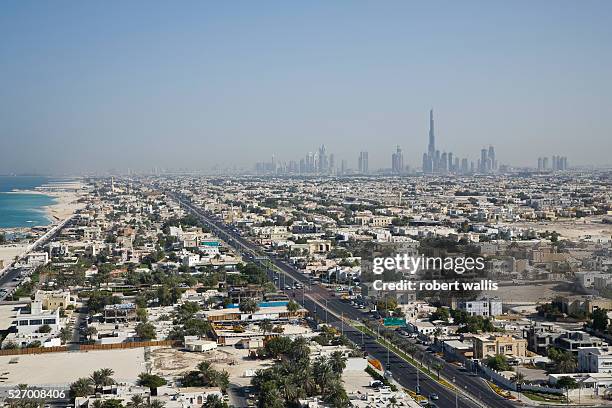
(579, 347), (612, 373)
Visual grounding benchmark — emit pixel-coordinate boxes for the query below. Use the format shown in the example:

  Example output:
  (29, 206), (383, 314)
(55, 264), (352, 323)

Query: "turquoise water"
(0, 176), (56, 228)
(225, 301), (289, 309)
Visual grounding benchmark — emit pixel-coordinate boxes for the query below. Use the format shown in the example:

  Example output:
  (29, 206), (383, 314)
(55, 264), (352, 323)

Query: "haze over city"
(1, 1), (611, 174)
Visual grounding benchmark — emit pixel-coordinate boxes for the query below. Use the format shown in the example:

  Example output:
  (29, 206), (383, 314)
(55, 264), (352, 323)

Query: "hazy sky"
(1, 1), (611, 174)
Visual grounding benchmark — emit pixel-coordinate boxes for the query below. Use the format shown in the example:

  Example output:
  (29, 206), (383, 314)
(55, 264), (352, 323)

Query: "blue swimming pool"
(225, 301), (288, 309)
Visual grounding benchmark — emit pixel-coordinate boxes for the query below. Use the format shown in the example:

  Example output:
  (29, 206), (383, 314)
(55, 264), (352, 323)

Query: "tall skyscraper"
(423, 109), (437, 173)
(392, 145), (404, 174)
(358, 151), (369, 174)
(488, 146), (496, 171)
(428, 108), (435, 157)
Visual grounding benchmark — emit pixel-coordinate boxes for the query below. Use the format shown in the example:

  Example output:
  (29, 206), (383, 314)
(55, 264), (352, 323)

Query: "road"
(169, 191), (520, 408)
(0, 215), (76, 300)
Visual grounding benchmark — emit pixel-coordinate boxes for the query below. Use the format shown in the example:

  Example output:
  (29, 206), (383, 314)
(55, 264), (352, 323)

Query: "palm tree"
(148, 400), (165, 408)
(322, 377), (349, 408)
(90, 368), (115, 392)
(286, 300), (300, 316)
(297, 366), (317, 397)
(288, 337), (310, 362)
(239, 298), (259, 314)
(259, 319), (273, 336)
(127, 395), (146, 408)
(85, 326), (98, 341)
(137, 373), (166, 396)
(313, 357), (335, 394)
(60, 326), (72, 344)
(280, 376), (299, 403)
(69, 377), (94, 398)
(91, 400), (104, 408)
(404, 342), (417, 360)
(432, 362), (443, 380)
(202, 395), (228, 408)
(214, 370), (230, 393)
(433, 327), (443, 339)
(329, 351), (347, 374)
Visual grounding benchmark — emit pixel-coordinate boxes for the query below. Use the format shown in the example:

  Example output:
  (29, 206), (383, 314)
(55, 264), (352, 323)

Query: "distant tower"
(392, 145), (404, 174)
(488, 146), (496, 171)
(428, 109), (435, 157)
(111, 176), (115, 193)
(358, 151), (369, 174)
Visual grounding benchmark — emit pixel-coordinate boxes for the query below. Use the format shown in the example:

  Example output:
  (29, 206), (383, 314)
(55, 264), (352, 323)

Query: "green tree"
(85, 326), (98, 341)
(556, 376), (578, 393)
(70, 377), (94, 398)
(591, 308), (608, 333)
(90, 368), (115, 392)
(148, 400), (165, 408)
(37, 324), (52, 333)
(137, 373), (167, 396)
(484, 354), (511, 372)
(432, 362), (443, 380)
(259, 319), (273, 336)
(60, 326), (73, 344)
(126, 395), (146, 408)
(286, 300), (300, 315)
(328, 351), (347, 374)
(135, 323), (157, 340)
(239, 298), (259, 314)
(202, 395), (229, 408)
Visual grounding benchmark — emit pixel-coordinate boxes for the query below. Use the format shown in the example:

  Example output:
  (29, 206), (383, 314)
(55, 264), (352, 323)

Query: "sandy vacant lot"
(497, 282), (574, 305)
(151, 346), (275, 387)
(0, 348), (146, 386)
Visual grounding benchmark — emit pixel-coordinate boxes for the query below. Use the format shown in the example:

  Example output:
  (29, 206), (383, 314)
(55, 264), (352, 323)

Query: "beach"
(9, 180), (86, 224)
(0, 180), (86, 270)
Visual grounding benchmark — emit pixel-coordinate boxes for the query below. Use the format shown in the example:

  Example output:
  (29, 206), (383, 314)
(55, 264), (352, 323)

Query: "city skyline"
(1, 1), (611, 174)
(252, 109), (573, 176)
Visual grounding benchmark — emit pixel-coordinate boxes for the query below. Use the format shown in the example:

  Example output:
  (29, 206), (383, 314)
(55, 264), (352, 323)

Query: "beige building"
(34, 290), (75, 310)
(471, 334), (527, 360)
(560, 295), (612, 316)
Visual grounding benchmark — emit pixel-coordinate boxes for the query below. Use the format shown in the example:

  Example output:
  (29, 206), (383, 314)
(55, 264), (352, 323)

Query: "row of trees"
(252, 337), (349, 407)
(70, 369), (168, 399)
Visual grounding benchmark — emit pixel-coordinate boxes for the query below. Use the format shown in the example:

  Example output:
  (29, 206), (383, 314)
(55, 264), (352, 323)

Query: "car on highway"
(429, 393), (439, 400)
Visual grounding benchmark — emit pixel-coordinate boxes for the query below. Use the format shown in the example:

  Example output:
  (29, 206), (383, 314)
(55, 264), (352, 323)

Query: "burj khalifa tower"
(422, 109), (437, 173)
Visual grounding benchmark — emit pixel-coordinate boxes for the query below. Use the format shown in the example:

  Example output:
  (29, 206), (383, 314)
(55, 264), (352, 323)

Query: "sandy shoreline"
(0, 182), (87, 269)
(8, 181), (86, 224)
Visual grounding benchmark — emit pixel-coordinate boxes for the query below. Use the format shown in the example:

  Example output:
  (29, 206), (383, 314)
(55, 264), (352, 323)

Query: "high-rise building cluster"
(255, 145), (338, 175)
(421, 109), (496, 175)
(537, 155), (568, 171)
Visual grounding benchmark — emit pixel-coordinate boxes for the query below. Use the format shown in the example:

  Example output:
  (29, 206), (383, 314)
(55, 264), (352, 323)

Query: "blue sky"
(1, 1), (611, 173)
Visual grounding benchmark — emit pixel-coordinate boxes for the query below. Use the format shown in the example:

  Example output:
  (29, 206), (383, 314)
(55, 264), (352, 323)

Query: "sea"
(0, 176), (56, 228)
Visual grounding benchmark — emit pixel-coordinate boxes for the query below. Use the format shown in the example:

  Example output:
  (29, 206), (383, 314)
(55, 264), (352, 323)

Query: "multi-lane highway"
(169, 191), (519, 408)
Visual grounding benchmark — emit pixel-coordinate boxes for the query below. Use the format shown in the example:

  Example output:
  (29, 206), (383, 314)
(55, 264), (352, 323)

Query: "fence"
(78, 340), (179, 351)
(0, 346), (68, 356)
(0, 340), (180, 356)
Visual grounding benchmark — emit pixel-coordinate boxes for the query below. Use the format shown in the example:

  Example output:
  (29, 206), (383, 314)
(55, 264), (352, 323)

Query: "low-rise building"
(457, 296), (502, 317)
(471, 333), (527, 359)
(579, 346), (612, 373)
(104, 303), (137, 323)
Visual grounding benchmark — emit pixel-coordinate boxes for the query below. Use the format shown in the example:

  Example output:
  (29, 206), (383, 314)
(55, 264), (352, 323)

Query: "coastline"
(0, 181), (86, 270)
(7, 180), (85, 224)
